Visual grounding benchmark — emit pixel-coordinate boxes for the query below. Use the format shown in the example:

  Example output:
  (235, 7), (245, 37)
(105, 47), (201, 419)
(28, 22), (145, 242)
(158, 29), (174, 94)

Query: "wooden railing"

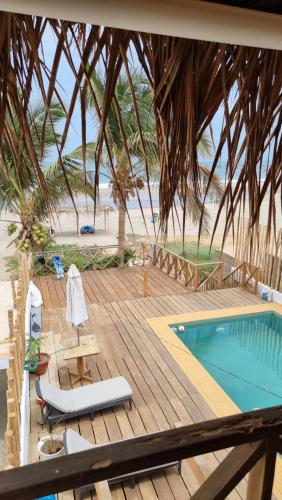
(235, 218), (282, 292)
(197, 264), (223, 292)
(30, 242), (262, 296)
(222, 262), (262, 293)
(152, 244), (223, 291)
(0, 405), (281, 499)
(5, 254), (30, 468)
(30, 243), (153, 276)
(151, 245), (263, 294)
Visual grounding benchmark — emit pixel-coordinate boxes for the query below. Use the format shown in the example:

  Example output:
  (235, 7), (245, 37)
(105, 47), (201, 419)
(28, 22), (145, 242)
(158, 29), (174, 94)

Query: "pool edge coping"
(147, 302), (282, 496)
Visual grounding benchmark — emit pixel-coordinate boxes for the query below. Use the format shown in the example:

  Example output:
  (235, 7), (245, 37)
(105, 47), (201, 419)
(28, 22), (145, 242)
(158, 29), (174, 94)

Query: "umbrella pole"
(77, 327), (80, 346)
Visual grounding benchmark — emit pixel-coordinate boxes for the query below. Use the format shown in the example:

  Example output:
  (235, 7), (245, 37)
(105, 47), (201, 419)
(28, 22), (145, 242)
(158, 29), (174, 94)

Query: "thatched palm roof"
(0, 13), (281, 245)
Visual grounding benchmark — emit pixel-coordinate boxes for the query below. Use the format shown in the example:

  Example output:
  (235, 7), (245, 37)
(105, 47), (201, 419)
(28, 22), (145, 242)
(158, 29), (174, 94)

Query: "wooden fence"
(235, 219), (282, 291)
(31, 242), (262, 294)
(152, 244), (224, 291)
(152, 244), (261, 293)
(222, 261), (262, 294)
(5, 254), (30, 468)
(30, 243), (151, 276)
(0, 404), (281, 499)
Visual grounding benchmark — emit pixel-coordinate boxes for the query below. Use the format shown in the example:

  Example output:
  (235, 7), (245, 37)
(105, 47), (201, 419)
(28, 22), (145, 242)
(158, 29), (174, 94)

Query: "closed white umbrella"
(25, 281), (43, 338)
(66, 264), (88, 345)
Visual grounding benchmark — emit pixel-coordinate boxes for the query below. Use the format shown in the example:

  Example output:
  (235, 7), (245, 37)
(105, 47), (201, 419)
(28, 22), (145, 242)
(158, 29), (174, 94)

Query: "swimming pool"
(171, 312), (282, 412)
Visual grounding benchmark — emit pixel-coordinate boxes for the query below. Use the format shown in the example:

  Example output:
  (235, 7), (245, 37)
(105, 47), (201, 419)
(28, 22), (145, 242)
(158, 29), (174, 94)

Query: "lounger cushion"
(39, 377), (132, 414)
(39, 381), (73, 413)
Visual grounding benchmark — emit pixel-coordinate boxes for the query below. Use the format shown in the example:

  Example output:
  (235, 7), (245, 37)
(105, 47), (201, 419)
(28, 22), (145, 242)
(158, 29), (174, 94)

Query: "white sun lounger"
(63, 429), (182, 498)
(36, 377), (132, 431)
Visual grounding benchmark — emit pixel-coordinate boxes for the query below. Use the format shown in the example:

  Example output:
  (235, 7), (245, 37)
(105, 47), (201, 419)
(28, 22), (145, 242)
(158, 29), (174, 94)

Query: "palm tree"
(86, 71), (158, 250)
(0, 100), (93, 251)
(87, 71), (223, 248)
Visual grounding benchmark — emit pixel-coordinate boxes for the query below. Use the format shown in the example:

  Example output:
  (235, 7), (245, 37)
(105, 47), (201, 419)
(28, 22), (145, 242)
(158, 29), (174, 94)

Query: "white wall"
(20, 370), (30, 466)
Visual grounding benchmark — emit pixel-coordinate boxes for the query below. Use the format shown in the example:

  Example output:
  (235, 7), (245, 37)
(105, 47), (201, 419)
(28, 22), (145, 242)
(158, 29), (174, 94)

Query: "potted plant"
(38, 417), (65, 461)
(24, 335), (50, 376)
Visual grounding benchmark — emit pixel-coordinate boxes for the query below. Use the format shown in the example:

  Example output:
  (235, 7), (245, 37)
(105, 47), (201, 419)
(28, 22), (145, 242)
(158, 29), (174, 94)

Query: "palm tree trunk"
(118, 197), (126, 254)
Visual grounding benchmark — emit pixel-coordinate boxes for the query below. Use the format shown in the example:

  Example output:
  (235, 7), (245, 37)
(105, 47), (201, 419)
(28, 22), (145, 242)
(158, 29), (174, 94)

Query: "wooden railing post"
(242, 262), (247, 287)
(219, 263), (224, 289)
(246, 445), (277, 500)
(10, 276), (16, 307)
(254, 267), (262, 294)
(142, 243), (146, 266)
(153, 244), (157, 265)
(120, 247), (125, 267)
(174, 257), (178, 279)
(8, 310), (13, 340)
(160, 248), (164, 269)
(194, 265), (200, 291)
(184, 262), (189, 286)
(166, 254), (170, 274)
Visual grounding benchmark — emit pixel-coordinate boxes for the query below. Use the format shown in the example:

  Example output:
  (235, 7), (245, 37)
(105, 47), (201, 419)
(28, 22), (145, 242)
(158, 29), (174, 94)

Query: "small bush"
(32, 247), (136, 276)
(124, 248), (136, 263)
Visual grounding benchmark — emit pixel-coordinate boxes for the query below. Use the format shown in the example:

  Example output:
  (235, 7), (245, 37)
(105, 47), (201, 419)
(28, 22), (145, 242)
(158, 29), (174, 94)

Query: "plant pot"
(24, 359), (39, 373)
(34, 353), (50, 376)
(38, 435), (64, 461)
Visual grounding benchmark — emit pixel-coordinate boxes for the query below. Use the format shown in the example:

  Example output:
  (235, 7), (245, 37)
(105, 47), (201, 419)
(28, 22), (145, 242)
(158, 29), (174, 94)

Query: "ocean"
(62, 161), (267, 209)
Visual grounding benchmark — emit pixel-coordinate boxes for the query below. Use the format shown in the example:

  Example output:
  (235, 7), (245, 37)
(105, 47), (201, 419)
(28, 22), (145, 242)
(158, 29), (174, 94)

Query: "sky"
(36, 27), (233, 174)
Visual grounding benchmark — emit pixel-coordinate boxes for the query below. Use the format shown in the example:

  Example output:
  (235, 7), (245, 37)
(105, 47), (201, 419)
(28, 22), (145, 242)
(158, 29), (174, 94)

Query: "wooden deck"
(34, 266), (192, 309)
(30, 266), (265, 499)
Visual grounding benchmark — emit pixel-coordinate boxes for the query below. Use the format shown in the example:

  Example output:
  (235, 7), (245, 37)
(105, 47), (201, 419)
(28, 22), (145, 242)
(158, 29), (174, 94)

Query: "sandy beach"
(0, 185), (281, 280)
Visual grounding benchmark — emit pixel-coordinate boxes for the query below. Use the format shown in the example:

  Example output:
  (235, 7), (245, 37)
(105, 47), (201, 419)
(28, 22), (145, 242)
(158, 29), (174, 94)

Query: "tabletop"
(63, 334), (100, 361)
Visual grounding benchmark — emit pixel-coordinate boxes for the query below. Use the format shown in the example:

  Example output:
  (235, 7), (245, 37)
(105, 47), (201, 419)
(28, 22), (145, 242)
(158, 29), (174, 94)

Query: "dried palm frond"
(0, 11), (280, 249)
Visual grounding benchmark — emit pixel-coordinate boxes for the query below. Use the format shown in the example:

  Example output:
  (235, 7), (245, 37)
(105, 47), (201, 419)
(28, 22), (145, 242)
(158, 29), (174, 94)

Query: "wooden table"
(63, 335), (100, 384)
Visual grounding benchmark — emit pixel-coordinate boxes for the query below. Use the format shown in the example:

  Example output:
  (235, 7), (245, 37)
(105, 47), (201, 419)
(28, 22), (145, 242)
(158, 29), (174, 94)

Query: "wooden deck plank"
(28, 267), (266, 498)
(34, 265), (192, 310)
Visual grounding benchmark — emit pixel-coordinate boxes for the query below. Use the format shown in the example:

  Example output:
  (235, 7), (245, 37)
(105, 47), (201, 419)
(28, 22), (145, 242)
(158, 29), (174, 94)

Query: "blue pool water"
(171, 313), (282, 412)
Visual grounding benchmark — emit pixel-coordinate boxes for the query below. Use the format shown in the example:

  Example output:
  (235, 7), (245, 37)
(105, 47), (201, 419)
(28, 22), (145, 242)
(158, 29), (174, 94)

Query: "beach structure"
(56, 205), (113, 235)
(0, 1), (281, 499)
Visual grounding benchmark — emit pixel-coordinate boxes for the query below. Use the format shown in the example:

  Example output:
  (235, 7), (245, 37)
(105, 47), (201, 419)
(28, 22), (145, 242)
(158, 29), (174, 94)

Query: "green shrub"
(124, 248), (136, 263)
(32, 247), (136, 276)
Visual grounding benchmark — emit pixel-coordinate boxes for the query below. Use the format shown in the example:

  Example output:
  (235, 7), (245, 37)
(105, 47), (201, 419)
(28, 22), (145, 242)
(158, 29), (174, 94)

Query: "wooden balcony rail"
(1, 405), (282, 499)
(30, 242), (263, 295)
(222, 262), (262, 294)
(30, 242), (154, 276)
(152, 244), (223, 291)
(5, 254), (29, 468)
